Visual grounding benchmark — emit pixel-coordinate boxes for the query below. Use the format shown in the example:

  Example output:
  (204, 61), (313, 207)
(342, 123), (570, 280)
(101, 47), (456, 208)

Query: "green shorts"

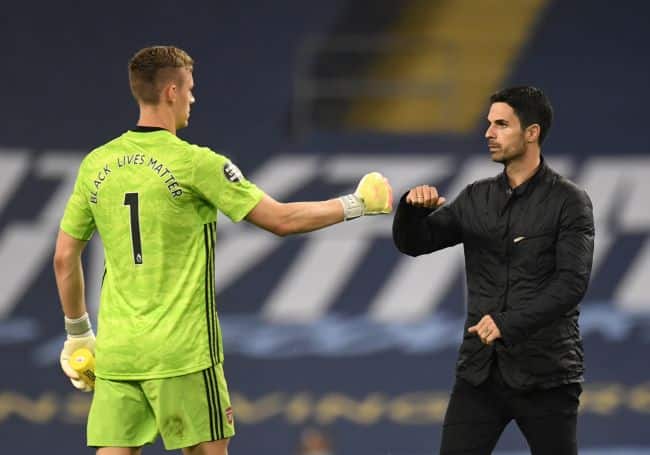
(87, 363), (235, 450)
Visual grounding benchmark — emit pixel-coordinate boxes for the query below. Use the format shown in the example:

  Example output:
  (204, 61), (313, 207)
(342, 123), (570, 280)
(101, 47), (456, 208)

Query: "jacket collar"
(498, 155), (548, 197)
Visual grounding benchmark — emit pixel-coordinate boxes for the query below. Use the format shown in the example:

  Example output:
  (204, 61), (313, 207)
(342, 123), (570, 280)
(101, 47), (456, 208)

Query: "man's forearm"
(54, 254), (87, 319)
(492, 268), (589, 346)
(393, 195), (462, 256)
(277, 199), (344, 235)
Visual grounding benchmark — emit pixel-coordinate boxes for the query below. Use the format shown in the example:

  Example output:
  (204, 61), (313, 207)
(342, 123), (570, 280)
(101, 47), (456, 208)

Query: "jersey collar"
(131, 126), (168, 133)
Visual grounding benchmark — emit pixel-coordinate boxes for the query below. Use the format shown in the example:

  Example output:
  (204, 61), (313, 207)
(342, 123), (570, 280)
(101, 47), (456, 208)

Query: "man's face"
(484, 102), (526, 164)
(173, 68), (195, 130)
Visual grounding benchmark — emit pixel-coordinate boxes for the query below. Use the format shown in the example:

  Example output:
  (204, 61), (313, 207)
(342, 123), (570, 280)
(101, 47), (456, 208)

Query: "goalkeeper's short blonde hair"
(128, 45), (194, 105)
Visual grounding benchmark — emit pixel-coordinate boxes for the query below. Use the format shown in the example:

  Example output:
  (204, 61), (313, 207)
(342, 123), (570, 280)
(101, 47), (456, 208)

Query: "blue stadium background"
(2, 1), (650, 454)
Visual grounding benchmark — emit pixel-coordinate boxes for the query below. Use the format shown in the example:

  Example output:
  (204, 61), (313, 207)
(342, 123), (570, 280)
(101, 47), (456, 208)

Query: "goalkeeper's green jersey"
(60, 128), (264, 380)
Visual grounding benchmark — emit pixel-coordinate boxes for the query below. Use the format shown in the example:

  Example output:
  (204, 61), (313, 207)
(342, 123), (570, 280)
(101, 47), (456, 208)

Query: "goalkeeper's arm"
(245, 172), (393, 236)
(53, 230), (95, 391)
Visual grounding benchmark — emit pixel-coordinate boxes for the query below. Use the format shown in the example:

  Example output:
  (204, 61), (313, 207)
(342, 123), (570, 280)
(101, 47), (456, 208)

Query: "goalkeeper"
(54, 45), (392, 455)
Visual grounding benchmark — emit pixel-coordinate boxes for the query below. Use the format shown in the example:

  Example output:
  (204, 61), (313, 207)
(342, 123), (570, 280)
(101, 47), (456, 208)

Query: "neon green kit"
(61, 129), (264, 380)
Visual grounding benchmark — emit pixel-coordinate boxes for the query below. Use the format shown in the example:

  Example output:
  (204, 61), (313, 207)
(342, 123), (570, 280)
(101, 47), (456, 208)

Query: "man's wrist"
(64, 312), (92, 336)
(339, 194), (364, 221)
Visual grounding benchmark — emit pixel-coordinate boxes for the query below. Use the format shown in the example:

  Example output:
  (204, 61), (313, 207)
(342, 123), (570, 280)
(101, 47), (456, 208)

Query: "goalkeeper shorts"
(87, 363), (235, 450)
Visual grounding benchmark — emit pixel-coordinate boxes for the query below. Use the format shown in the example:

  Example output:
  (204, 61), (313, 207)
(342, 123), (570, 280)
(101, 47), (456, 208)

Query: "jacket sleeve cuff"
(490, 312), (516, 348)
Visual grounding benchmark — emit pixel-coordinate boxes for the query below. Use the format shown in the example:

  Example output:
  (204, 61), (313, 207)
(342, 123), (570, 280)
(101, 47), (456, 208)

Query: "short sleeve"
(60, 163), (96, 240)
(190, 147), (264, 222)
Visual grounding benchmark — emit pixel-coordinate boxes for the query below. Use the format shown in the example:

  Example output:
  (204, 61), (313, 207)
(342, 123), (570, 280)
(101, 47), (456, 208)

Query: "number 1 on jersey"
(124, 193), (143, 264)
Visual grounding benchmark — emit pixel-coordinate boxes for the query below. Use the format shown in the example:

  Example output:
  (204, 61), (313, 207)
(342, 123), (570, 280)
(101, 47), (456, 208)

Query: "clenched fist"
(406, 185), (446, 209)
(340, 172), (393, 220)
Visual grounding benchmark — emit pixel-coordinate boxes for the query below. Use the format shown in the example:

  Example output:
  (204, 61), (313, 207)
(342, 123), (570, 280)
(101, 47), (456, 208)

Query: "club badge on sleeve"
(223, 162), (243, 183)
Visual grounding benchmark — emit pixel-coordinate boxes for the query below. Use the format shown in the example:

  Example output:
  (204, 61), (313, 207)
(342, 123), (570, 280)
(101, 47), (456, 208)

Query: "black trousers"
(439, 364), (582, 455)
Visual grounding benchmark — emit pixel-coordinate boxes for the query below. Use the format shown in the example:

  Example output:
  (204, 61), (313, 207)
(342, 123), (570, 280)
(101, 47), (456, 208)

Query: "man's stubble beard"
(492, 143), (526, 166)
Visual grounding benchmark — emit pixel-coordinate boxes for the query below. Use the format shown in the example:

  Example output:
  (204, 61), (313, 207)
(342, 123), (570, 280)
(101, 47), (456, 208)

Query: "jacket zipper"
(503, 196), (515, 312)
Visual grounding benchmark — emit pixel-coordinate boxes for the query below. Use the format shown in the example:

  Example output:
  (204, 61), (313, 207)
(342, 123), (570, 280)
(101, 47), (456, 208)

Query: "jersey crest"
(223, 162), (243, 182)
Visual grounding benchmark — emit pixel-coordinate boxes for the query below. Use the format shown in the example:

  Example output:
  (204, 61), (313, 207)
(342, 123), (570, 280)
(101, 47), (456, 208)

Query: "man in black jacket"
(393, 86), (594, 454)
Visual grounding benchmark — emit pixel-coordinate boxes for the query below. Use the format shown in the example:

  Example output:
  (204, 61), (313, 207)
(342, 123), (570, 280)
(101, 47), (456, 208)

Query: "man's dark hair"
(490, 86), (553, 145)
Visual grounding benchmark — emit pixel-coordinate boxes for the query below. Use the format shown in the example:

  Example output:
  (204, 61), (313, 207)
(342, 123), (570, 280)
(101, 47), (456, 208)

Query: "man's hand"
(60, 313), (96, 392)
(468, 315), (502, 345)
(405, 185), (446, 209)
(340, 172), (393, 220)
(355, 172), (393, 214)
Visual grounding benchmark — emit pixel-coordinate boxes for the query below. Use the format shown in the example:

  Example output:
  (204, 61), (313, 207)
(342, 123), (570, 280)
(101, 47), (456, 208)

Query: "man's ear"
(526, 123), (540, 143)
(162, 82), (177, 103)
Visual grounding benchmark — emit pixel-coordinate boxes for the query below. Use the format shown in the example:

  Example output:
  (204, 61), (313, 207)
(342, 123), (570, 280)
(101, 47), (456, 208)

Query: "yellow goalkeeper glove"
(60, 313), (95, 392)
(339, 172), (393, 220)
